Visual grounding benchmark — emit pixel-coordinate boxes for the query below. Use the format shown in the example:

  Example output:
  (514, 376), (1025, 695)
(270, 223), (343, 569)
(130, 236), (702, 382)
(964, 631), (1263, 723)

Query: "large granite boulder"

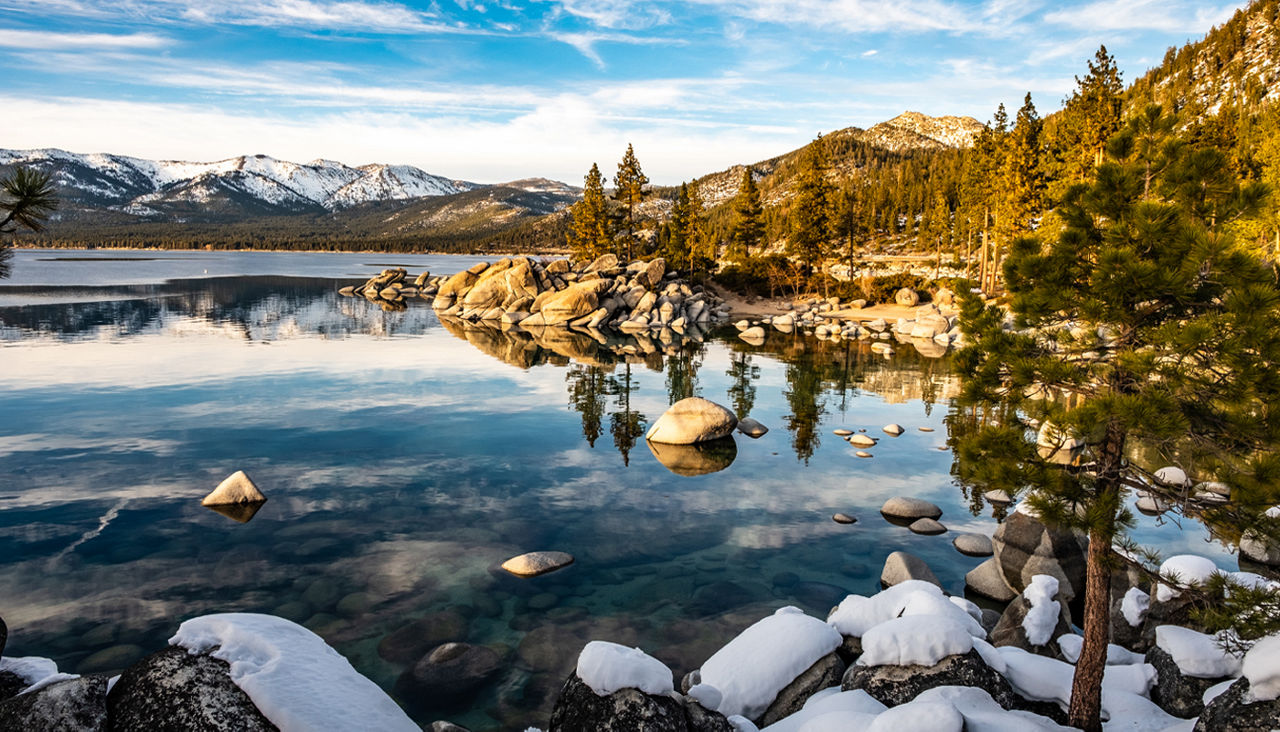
(756, 651), (846, 726)
(542, 281), (609, 326)
(991, 509), (1087, 601)
(0, 675), (108, 732)
(645, 398), (737, 445)
(106, 647), (277, 731)
(435, 269), (480, 303)
(0, 671), (23, 704)
(841, 649), (1016, 708)
(880, 551), (941, 588)
(965, 557), (1016, 602)
(1194, 677), (1280, 731)
(548, 672), (687, 732)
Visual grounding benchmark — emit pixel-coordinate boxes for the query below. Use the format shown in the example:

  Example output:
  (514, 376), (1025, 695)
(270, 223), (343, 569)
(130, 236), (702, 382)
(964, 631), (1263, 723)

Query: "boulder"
(541, 282), (605, 326)
(501, 551), (575, 577)
(1240, 531), (1280, 566)
(990, 509), (1087, 601)
(894, 288), (920, 307)
(645, 398), (737, 445)
(841, 649), (1016, 708)
(735, 418), (768, 438)
(680, 697), (734, 732)
(1146, 645), (1229, 719)
(909, 518), (947, 535)
(953, 533), (994, 557)
(833, 513), (857, 524)
(548, 672), (687, 732)
(882, 424), (904, 436)
(880, 551), (941, 588)
(106, 647), (276, 731)
(880, 497), (943, 521)
(0, 672), (23, 704)
(1194, 677), (1280, 732)
(0, 614), (5, 657)
(739, 326), (765, 342)
(849, 434), (876, 447)
(201, 470), (266, 506)
(584, 253), (618, 273)
(983, 489), (1013, 504)
(0, 675), (108, 732)
(638, 259), (667, 289)
(965, 557), (1016, 602)
(757, 651), (846, 726)
(396, 642), (503, 709)
(435, 269), (480, 301)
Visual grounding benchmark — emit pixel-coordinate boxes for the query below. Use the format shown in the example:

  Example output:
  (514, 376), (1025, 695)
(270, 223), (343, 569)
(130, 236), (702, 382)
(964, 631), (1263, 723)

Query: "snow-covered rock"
(1156, 555), (1221, 602)
(106, 646), (275, 731)
(828, 581), (953, 637)
(1021, 576), (1061, 647)
(699, 607), (842, 721)
(1121, 587), (1150, 628)
(1155, 626), (1242, 679)
(576, 641), (673, 697)
(857, 616), (974, 667)
(1242, 634), (1280, 702)
(170, 613), (418, 732)
(0, 676), (107, 731)
(1056, 635), (1145, 666)
(757, 689), (885, 732)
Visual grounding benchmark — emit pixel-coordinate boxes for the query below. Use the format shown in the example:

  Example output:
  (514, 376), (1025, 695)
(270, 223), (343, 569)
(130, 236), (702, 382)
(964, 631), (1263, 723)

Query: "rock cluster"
(341, 255), (732, 333)
(735, 298), (963, 355)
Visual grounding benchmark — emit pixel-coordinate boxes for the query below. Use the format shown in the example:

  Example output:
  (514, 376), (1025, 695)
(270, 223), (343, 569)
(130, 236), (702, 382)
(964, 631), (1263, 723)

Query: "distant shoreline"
(13, 244), (572, 257)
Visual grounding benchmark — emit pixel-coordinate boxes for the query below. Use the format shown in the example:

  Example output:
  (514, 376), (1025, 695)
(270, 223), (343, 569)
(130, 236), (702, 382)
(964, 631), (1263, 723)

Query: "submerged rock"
(107, 647), (276, 732)
(396, 643), (503, 711)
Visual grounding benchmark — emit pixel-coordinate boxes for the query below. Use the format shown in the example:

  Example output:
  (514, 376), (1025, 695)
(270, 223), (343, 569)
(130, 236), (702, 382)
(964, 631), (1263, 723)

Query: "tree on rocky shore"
(614, 144), (649, 261)
(566, 163), (614, 260)
(0, 166), (59, 279)
(954, 106), (1280, 731)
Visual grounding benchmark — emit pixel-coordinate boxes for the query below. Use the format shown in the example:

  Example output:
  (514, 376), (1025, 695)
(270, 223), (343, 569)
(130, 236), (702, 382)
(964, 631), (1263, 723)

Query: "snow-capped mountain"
(0, 149), (478, 219)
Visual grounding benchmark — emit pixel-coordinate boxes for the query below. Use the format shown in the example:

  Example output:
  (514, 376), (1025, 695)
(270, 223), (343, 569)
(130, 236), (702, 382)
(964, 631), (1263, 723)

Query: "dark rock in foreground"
(548, 672), (688, 732)
(106, 647), (277, 732)
(757, 651), (845, 726)
(1146, 645), (1230, 719)
(0, 675), (108, 732)
(1194, 677), (1280, 731)
(841, 649), (1016, 708)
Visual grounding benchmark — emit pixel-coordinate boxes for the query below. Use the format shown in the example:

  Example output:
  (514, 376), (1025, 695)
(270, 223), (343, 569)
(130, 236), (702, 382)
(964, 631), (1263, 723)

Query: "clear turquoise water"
(0, 250), (1240, 730)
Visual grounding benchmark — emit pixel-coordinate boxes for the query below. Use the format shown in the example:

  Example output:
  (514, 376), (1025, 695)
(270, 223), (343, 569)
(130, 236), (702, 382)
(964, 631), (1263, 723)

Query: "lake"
(0, 248), (1243, 730)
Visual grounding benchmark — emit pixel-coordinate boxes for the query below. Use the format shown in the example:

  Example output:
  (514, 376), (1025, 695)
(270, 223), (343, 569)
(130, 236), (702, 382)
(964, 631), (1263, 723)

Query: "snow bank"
(759, 688), (886, 732)
(576, 641), (673, 696)
(1121, 587), (1149, 627)
(914, 686), (1072, 731)
(1243, 634), (1280, 701)
(700, 606), (842, 720)
(170, 613), (418, 732)
(1156, 555), (1220, 602)
(1155, 626), (1242, 679)
(1021, 575), (1060, 646)
(795, 710), (880, 731)
(1056, 634), (1145, 666)
(858, 615), (974, 667)
(0, 656), (77, 695)
(997, 646), (1154, 710)
(828, 581), (983, 639)
(865, 700), (964, 731)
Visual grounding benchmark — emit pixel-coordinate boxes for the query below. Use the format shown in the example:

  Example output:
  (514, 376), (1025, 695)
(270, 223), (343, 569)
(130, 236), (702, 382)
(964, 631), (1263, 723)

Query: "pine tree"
(0, 166), (59, 280)
(955, 107), (1280, 732)
(787, 136), (835, 280)
(566, 163), (613, 260)
(666, 183), (693, 270)
(920, 188), (951, 278)
(729, 167), (764, 261)
(1054, 46), (1124, 185)
(614, 143), (649, 261)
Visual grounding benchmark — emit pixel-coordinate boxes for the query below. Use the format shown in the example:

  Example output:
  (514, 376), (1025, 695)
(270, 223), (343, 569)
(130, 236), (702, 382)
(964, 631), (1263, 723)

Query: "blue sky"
(0, 0), (1245, 184)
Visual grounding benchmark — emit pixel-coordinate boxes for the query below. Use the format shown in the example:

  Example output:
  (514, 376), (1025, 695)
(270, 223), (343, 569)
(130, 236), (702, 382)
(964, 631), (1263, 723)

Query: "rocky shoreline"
(3, 502), (1277, 731)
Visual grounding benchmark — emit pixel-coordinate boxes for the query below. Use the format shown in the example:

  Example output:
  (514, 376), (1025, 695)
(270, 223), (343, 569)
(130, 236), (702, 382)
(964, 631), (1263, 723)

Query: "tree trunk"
(1068, 524), (1111, 732)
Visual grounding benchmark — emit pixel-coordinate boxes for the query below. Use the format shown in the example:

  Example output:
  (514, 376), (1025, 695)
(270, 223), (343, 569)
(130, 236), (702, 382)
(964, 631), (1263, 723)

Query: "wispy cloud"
(0, 29), (170, 49)
(548, 0), (673, 30)
(546, 30), (677, 68)
(1044, 0), (1237, 32)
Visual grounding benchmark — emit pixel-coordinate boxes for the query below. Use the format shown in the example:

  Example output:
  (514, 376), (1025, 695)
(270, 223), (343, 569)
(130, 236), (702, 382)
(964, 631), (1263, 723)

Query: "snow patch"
(913, 686), (1073, 730)
(828, 580), (977, 638)
(0, 656), (77, 695)
(759, 688), (886, 732)
(1155, 626), (1242, 679)
(1156, 555), (1220, 602)
(700, 606), (842, 720)
(170, 613), (417, 732)
(1122, 587), (1150, 627)
(1021, 575), (1060, 646)
(575, 641), (673, 696)
(865, 700), (964, 731)
(857, 615), (974, 667)
(1242, 634), (1280, 701)
(1056, 634), (1145, 665)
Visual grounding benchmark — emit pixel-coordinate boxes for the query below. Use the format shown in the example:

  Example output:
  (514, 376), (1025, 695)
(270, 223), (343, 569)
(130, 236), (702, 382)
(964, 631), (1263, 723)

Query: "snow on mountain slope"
(0, 148), (477, 213)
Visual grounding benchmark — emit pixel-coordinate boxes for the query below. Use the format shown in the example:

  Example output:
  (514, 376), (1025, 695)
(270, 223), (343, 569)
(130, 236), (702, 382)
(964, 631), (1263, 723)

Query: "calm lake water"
(0, 249), (1244, 730)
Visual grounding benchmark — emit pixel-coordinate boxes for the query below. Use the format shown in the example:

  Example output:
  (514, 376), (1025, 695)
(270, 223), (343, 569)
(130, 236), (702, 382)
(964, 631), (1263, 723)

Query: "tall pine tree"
(955, 107), (1280, 732)
(787, 136), (835, 280)
(566, 163), (613, 259)
(729, 167), (764, 261)
(614, 143), (649, 261)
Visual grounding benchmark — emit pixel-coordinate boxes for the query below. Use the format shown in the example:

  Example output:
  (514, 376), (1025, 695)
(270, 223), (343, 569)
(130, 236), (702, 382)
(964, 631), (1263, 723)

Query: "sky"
(0, 0), (1249, 185)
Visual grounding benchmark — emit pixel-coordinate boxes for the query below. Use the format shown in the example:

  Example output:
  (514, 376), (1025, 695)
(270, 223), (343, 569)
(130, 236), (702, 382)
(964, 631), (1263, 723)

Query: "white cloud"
(549, 0), (673, 30)
(0, 29), (170, 49)
(861, 49), (877, 57)
(1043, 0), (1237, 33)
(546, 30), (677, 67)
